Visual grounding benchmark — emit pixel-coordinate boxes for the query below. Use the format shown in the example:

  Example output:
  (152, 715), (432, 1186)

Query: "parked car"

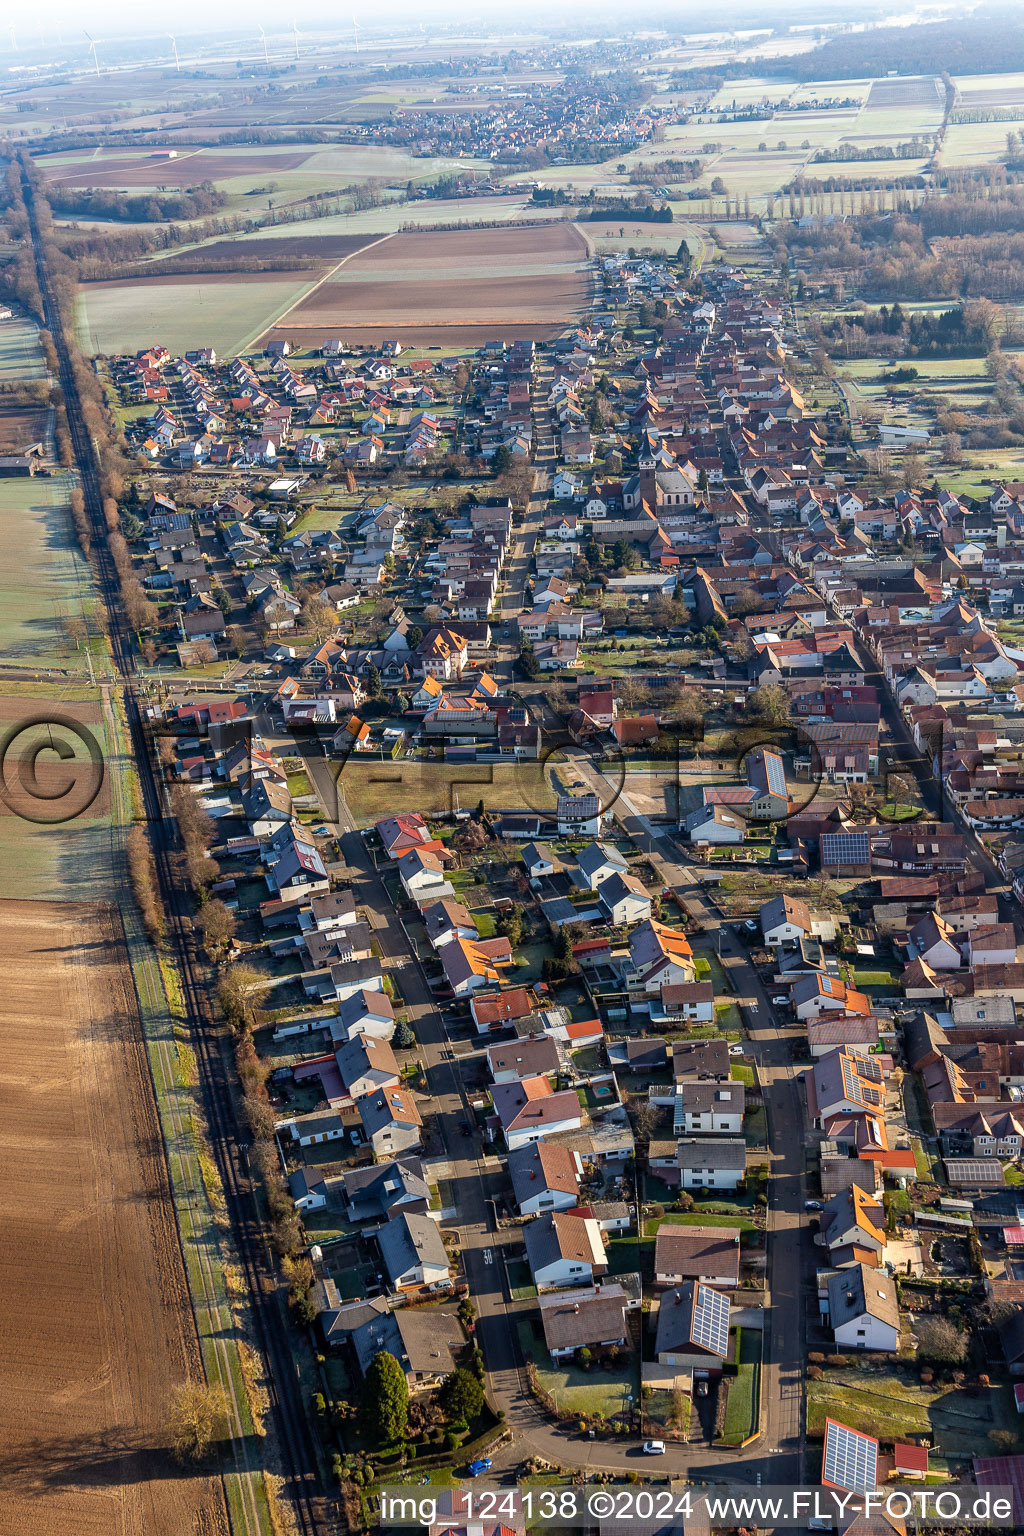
(771, 994), (788, 1006)
(642, 1440), (666, 1455)
(804, 1199), (823, 1211)
(696, 1380), (708, 1396)
(468, 1458), (492, 1477)
(743, 920), (758, 933)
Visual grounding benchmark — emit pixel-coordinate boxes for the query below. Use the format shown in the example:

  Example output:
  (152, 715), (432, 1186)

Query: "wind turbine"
(291, 19), (300, 59)
(258, 24), (269, 65)
(167, 33), (180, 70)
(351, 15), (360, 53)
(83, 30), (99, 75)
(9, 27), (18, 52)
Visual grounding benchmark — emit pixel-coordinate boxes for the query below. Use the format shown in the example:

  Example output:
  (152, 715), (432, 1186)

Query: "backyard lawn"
(517, 1319), (636, 1417)
(721, 1328), (761, 1445)
(336, 758), (558, 823)
(744, 1107), (768, 1148)
(505, 1255), (538, 1301)
(807, 1365), (1020, 1458)
(646, 1212), (752, 1236)
(605, 1234), (653, 1277)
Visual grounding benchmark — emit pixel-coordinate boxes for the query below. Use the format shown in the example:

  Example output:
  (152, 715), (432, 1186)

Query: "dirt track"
(0, 899), (226, 1536)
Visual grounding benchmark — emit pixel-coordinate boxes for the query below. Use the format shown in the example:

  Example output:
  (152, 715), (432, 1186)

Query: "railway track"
(18, 164), (324, 1536)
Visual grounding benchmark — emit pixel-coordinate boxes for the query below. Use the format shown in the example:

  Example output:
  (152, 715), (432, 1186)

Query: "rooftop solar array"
(691, 1283), (730, 1356)
(822, 1418), (878, 1493)
(763, 751), (787, 797)
(821, 832), (871, 865)
(944, 1159), (1007, 1186)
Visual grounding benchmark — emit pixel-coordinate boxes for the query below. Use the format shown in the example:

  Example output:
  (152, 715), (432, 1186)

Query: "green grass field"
(0, 316), (46, 380)
(0, 685), (114, 903)
(722, 1328), (761, 1444)
(517, 1319), (636, 1418)
(807, 1367), (1020, 1457)
(335, 758), (558, 824)
(76, 273), (321, 357)
(0, 474), (99, 670)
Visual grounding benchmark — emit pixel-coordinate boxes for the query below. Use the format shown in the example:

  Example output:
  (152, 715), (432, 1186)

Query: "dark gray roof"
(677, 1081), (745, 1114)
(675, 1137), (747, 1171)
(377, 1210), (449, 1284)
(288, 1166), (327, 1199)
(672, 1039), (730, 1080)
(340, 1158), (428, 1219)
(827, 1263), (898, 1334)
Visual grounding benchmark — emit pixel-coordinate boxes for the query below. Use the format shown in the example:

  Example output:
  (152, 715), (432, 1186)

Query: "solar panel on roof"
(944, 1159), (1006, 1185)
(821, 832), (870, 863)
(764, 752), (787, 797)
(690, 1284), (729, 1356)
(822, 1419), (878, 1493)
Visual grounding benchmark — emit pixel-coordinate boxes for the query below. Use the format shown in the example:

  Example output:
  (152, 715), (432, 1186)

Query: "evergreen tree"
(440, 1367), (484, 1423)
(360, 1352), (409, 1445)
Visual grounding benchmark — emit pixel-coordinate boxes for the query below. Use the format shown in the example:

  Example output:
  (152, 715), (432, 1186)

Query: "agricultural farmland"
(0, 475), (98, 671)
(261, 220), (594, 346)
(77, 270), (321, 357)
(0, 899), (226, 1536)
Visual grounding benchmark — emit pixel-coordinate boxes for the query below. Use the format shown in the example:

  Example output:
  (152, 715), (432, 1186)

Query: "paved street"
(291, 732), (807, 1481)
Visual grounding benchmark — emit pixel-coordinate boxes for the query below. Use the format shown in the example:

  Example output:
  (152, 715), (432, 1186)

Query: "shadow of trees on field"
(0, 1425), (245, 1493)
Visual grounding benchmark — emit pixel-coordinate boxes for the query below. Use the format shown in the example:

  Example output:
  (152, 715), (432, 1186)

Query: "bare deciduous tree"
(168, 1381), (227, 1464)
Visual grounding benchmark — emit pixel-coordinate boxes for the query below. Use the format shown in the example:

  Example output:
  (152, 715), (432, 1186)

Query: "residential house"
(523, 1209), (607, 1291)
(329, 988), (396, 1044)
(492, 1076), (584, 1151)
(821, 1184), (887, 1266)
(671, 1138), (747, 1191)
(654, 1281), (731, 1371)
(470, 987), (538, 1033)
(599, 870), (652, 926)
(654, 1226), (741, 1287)
(793, 975), (872, 1022)
(626, 919), (696, 994)
(440, 935), (514, 995)
(685, 803), (747, 845)
(538, 1284), (630, 1361)
(398, 846), (453, 901)
(523, 842), (559, 879)
(827, 1264), (900, 1352)
(508, 1141), (584, 1216)
(423, 898), (478, 950)
(675, 1081), (745, 1135)
(650, 981), (715, 1026)
(340, 1159), (430, 1224)
(358, 1087), (423, 1158)
(760, 893), (836, 946)
(557, 793), (602, 837)
(378, 1210), (451, 1293)
(487, 1034), (562, 1084)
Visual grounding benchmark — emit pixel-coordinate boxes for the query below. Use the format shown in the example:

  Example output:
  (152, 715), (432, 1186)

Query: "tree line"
(47, 182), (229, 225)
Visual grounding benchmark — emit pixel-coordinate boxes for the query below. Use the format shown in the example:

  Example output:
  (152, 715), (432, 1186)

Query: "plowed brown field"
(261, 220), (593, 344)
(0, 899), (226, 1536)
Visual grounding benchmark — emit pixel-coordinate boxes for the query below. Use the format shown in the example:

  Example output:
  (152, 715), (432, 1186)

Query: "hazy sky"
(6, 0), (868, 52)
